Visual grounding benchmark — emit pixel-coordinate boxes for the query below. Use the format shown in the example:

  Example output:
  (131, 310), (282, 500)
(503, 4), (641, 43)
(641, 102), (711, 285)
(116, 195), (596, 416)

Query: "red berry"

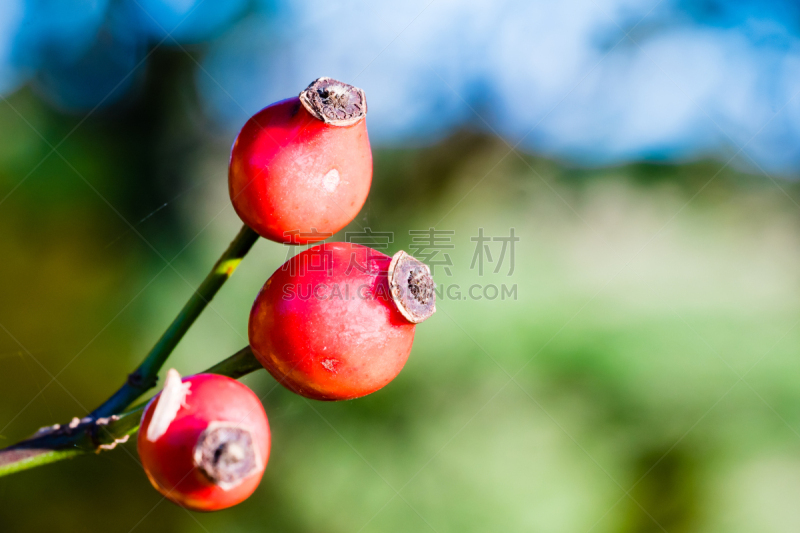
(249, 243), (436, 401)
(137, 371), (270, 511)
(229, 77), (372, 244)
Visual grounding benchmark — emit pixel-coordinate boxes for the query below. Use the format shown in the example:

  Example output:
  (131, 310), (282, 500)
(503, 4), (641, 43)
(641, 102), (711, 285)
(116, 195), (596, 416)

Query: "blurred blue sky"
(2, 0), (800, 174)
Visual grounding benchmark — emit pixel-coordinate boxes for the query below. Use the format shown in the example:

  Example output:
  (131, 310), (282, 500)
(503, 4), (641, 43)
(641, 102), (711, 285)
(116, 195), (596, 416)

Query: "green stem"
(0, 346), (260, 478)
(90, 224), (259, 419)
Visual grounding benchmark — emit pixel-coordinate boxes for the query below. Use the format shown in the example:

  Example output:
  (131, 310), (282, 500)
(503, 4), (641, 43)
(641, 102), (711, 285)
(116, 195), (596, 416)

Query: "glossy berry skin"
(249, 243), (417, 400)
(228, 97), (372, 244)
(137, 374), (270, 512)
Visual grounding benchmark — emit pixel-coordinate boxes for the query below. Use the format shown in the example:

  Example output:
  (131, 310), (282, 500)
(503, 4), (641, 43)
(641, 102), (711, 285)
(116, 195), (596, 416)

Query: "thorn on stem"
(128, 371), (158, 390)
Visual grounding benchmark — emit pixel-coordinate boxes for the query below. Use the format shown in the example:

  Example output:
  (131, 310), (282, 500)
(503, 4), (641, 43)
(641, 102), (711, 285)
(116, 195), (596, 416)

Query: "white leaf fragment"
(146, 368), (191, 442)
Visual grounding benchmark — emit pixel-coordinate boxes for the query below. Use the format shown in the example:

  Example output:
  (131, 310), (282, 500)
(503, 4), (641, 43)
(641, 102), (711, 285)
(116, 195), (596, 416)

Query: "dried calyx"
(299, 77), (367, 127)
(388, 251), (436, 324)
(194, 422), (261, 491)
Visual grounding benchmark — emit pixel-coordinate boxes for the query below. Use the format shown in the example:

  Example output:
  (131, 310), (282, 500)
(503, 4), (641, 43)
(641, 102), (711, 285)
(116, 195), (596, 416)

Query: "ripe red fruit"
(249, 242), (436, 401)
(228, 77), (372, 244)
(137, 371), (270, 511)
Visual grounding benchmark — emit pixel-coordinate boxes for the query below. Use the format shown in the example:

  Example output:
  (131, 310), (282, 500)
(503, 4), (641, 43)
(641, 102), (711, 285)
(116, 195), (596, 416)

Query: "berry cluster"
(138, 78), (436, 511)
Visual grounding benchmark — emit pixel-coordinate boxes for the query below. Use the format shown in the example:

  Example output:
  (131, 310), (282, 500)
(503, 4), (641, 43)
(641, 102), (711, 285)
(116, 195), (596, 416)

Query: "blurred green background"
(3, 1), (800, 532)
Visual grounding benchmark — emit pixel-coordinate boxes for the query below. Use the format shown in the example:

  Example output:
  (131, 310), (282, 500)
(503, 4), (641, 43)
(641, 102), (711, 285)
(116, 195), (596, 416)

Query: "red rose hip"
(249, 243), (436, 401)
(137, 370), (270, 511)
(229, 77), (372, 244)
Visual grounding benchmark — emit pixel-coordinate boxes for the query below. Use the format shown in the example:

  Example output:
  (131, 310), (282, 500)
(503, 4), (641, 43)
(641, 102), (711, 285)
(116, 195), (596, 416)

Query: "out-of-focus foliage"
(3, 70), (800, 530)
(3, 1), (800, 172)
(2, 1), (800, 532)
